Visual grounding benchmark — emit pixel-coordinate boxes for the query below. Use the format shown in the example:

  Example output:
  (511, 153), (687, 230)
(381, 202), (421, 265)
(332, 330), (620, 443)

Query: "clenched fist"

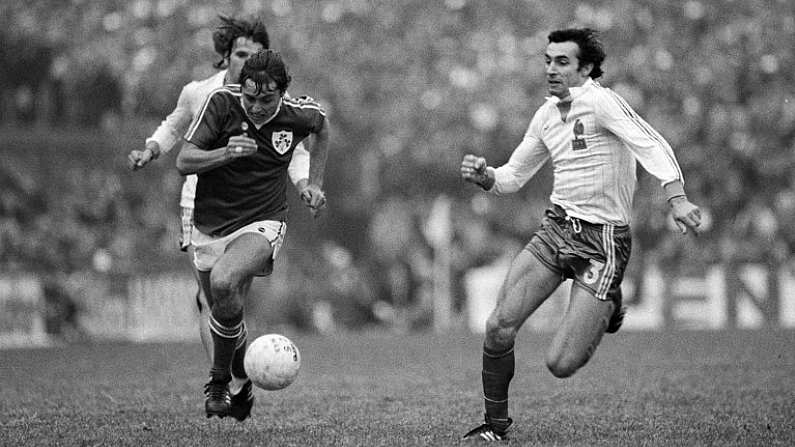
(460, 154), (494, 190)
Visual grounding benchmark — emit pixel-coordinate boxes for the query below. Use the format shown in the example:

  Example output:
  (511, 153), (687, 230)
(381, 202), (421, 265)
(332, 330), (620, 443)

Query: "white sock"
(229, 375), (248, 395)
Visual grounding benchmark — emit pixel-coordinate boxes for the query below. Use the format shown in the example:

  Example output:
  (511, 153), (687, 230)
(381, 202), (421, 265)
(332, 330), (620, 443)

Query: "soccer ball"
(244, 334), (301, 391)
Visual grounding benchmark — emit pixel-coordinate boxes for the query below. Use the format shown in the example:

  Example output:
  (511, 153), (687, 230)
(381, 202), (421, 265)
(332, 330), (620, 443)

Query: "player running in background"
(126, 16), (317, 390)
(460, 28), (702, 441)
(176, 49), (328, 420)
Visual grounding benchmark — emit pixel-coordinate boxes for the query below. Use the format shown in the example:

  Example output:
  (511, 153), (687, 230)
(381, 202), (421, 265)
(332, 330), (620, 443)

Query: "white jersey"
(490, 78), (683, 226)
(146, 70), (311, 208)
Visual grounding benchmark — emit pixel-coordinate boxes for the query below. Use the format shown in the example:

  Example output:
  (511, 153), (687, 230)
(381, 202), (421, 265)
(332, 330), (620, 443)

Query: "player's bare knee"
(485, 316), (517, 351)
(209, 270), (242, 311)
(209, 296), (243, 322)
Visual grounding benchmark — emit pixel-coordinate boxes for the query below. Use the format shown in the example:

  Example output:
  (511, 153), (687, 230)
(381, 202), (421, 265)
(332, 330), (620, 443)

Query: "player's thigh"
(545, 284), (614, 377)
(490, 249), (563, 332)
(187, 245), (210, 305)
(197, 269), (214, 307)
(212, 232), (275, 285)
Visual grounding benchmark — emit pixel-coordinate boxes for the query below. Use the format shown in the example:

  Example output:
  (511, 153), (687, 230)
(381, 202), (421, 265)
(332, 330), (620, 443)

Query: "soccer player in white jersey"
(460, 28), (702, 441)
(126, 17), (319, 421)
(177, 49), (328, 420)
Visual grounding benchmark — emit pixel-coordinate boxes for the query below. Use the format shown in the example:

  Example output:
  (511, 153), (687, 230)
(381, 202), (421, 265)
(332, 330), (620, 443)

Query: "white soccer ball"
(244, 334), (301, 391)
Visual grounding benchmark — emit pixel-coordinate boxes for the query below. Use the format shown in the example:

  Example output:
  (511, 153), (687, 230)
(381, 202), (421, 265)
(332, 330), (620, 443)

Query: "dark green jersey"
(185, 85), (325, 237)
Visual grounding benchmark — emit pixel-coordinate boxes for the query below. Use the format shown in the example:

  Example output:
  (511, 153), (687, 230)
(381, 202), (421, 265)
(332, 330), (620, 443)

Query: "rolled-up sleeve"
(287, 142), (310, 185)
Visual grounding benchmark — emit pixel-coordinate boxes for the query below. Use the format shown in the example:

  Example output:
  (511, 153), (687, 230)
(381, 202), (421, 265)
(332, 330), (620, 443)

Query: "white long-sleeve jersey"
(146, 70), (311, 208)
(490, 78), (683, 226)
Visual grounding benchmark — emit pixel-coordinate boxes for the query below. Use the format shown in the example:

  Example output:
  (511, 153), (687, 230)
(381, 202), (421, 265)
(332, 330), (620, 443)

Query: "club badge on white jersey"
(272, 130), (293, 154)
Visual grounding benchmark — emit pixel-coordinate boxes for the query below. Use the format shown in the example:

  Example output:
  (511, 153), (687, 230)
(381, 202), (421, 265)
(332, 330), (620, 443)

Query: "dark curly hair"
(239, 49), (292, 93)
(212, 15), (270, 69)
(548, 28), (605, 79)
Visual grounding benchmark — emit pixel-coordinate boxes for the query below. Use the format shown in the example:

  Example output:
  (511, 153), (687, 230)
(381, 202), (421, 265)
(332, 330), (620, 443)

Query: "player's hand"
(670, 196), (702, 235)
(460, 154), (493, 189)
(299, 183), (327, 218)
(225, 135), (258, 158)
(128, 149), (153, 170)
(460, 154), (487, 181)
(129, 142), (161, 171)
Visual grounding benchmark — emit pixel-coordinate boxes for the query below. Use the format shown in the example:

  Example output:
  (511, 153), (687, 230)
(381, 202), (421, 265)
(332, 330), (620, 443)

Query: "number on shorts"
(583, 260), (605, 285)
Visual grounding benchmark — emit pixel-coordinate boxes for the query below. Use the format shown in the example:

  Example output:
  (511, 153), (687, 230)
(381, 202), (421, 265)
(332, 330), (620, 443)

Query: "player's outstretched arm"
(300, 120), (330, 217)
(128, 141), (160, 171)
(129, 85), (196, 171)
(176, 135), (257, 175)
(460, 154), (495, 190)
(665, 180), (702, 235)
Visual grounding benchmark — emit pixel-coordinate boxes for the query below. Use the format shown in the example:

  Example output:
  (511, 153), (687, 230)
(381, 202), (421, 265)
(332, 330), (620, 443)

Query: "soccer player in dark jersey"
(176, 49), (328, 419)
(460, 28), (703, 441)
(126, 18), (315, 416)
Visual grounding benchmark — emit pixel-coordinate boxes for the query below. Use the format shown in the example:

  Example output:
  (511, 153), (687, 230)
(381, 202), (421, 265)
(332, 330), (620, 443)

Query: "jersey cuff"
(662, 180), (685, 200)
(482, 167), (497, 193)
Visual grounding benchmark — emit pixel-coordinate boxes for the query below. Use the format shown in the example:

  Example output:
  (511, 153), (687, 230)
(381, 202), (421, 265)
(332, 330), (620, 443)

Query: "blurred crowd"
(1, 0), (793, 330)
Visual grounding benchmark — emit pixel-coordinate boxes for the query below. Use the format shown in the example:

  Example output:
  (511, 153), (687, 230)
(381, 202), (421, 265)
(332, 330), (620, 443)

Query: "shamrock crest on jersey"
(272, 130), (293, 154)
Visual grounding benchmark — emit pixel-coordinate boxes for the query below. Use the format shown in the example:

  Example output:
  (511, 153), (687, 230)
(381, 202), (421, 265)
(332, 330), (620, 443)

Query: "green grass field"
(2, 330), (793, 446)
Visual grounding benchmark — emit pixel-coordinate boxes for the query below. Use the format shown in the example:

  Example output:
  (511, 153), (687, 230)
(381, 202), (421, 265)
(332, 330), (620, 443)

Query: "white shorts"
(191, 220), (286, 276)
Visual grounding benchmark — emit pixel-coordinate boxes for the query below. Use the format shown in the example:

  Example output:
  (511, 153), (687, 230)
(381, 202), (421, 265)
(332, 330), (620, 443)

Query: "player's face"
(228, 37), (265, 82)
(544, 41), (592, 99)
(241, 79), (283, 124)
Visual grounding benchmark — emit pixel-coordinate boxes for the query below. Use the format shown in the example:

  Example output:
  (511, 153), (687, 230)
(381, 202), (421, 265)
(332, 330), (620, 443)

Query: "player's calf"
(545, 351), (582, 378)
(205, 313), (244, 418)
(229, 324), (253, 421)
(545, 333), (602, 378)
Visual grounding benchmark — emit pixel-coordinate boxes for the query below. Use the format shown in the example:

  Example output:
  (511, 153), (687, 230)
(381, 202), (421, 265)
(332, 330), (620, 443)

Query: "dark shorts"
(525, 205), (631, 302)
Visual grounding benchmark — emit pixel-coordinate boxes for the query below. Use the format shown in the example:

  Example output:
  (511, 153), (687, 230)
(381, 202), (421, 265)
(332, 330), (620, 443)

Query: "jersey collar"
(545, 77), (595, 104)
(240, 97), (283, 130)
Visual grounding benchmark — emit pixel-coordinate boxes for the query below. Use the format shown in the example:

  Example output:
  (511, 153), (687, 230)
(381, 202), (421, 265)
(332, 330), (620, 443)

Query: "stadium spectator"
(459, 28), (702, 441)
(175, 49), (329, 420)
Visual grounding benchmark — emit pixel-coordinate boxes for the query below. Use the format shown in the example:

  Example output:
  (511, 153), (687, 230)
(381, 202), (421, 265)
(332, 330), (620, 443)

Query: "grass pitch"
(1, 330), (793, 446)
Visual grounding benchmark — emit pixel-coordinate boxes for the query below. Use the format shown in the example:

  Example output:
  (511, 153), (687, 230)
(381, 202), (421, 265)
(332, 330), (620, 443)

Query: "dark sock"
(208, 313), (243, 383)
(231, 321), (248, 379)
(482, 344), (515, 423)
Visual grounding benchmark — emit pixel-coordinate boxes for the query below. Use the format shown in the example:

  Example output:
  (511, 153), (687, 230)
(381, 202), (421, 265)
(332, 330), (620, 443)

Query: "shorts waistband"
(550, 205), (629, 233)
